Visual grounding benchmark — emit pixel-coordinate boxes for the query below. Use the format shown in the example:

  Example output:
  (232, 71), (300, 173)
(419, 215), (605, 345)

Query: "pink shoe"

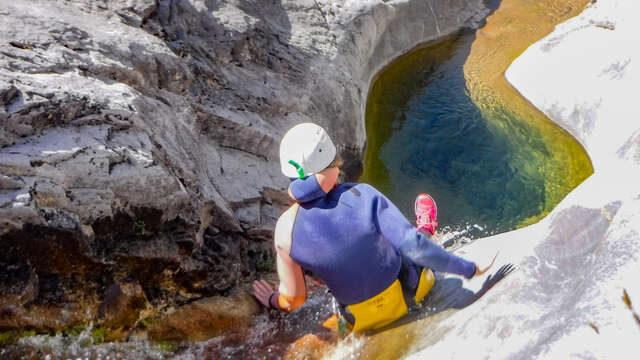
(415, 193), (438, 235)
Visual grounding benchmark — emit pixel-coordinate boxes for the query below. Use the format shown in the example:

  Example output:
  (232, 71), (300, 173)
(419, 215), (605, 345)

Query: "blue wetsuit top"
(288, 176), (476, 305)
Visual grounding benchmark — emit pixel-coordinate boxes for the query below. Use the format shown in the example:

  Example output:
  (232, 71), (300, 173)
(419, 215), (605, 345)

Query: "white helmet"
(279, 123), (337, 178)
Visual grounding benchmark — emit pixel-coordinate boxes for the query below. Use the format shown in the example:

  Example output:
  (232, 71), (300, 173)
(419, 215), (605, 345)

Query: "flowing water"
(1, 288), (339, 360)
(1, 0), (594, 359)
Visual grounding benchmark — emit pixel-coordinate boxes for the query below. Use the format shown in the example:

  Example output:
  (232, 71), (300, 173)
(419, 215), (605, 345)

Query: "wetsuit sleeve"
(289, 176), (326, 203)
(371, 188), (476, 279)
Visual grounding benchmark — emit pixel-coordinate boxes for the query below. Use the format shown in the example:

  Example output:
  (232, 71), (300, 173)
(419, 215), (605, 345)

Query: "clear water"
(360, 30), (591, 237)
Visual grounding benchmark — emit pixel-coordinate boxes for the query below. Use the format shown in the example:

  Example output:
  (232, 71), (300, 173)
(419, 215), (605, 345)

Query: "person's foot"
(415, 193), (438, 235)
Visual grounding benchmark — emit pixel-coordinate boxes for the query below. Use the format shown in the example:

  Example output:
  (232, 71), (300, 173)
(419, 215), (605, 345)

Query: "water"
(362, 33), (510, 235)
(360, 29), (592, 237)
(1, 324), (166, 360)
(1, 290), (338, 360)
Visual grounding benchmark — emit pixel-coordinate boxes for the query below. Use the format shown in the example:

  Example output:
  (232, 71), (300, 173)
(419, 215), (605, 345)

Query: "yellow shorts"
(347, 268), (435, 332)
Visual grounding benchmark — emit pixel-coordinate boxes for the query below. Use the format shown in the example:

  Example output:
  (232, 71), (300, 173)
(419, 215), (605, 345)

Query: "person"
(252, 123), (496, 332)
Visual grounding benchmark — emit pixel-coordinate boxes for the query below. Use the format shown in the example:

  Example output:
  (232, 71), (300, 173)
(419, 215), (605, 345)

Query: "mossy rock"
(97, 281), (151, 342)
(139, 317), (155, 329)
(0, 329), (39, 346)
(91, 327), (107, 344)
(154, 339), (180, 353)
(63, 324), (86, 337)
(0, 330), (19, 346)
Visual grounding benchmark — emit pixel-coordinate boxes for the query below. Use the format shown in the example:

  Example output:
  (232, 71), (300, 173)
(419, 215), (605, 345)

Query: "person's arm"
(253, 205), (307, 311)
(273, 240), (306, 311)
(370, 187), (478, 279)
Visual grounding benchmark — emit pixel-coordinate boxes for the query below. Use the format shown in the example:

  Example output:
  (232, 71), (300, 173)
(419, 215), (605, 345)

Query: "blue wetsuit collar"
(289, 175), (328, 203)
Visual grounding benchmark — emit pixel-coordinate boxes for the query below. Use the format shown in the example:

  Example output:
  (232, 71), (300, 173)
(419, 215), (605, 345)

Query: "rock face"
(0, 0), (491, 337)
(97, 282), (151, 341)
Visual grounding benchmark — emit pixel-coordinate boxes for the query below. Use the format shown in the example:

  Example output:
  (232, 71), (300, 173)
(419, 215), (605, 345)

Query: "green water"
(361, 31), (591, 236)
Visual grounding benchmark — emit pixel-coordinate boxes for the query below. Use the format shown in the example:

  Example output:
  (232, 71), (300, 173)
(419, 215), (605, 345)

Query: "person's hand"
(252, 280), (275, 308)
(474, 251), (498, 277)
(455, 263), (515, 308)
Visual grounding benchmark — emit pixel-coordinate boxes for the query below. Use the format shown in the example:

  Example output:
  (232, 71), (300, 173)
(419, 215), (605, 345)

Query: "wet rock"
(172, 229), (248, 294)
(0, 262), (38, 317)
(283, 333), (329, 360)
(0, 303), (96, 333)
(0, 225), (95, 276)
(97, 282), (151, 341)
(0, 272), (100, 332)
(148, 290), (259, 342)
(442, 238), (456, 248)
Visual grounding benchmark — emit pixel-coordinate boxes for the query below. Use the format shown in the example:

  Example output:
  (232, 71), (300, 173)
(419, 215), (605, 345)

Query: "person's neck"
(315, 167), (339, 193)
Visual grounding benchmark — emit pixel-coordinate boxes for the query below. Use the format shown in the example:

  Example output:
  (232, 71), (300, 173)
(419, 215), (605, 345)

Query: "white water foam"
(321, 333), (366, 360)
(9, 323), (166, 360)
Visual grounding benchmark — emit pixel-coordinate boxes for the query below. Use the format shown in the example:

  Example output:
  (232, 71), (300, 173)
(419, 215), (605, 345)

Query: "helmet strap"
(288, 160), (305, 179)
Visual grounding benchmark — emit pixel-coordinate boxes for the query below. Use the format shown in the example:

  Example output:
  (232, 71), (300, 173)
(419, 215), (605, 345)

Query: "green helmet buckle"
(288, 160), (305, 179)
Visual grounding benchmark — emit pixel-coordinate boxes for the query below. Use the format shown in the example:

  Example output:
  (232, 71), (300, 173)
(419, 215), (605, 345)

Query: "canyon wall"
(0, 0), (490, 337)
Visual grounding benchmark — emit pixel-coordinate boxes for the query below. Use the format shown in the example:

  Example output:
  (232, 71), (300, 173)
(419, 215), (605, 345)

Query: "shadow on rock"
(375, 264), (515, 332)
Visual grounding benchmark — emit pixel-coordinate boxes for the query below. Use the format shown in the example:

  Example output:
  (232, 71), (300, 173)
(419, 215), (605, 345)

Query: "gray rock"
(234, 200), (261, 230)
(0, 84), (19, 106)
(0, 0), (490, 335)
